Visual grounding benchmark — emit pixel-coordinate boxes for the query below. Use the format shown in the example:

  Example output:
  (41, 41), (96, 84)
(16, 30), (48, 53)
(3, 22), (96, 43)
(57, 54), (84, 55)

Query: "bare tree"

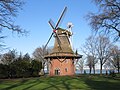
(1, 49), (17, 65)
(87, 0), (120, 41)
(86, 55), (92, 74)
(32, 46), (52, 74)
(0, 0), (26, 34)
(81, 35), (98, 74)
(96, 35), (113, 75)
(76, 58), (84, 74)
(82, 35), (113, 75)
(86, 55), (96, 74)
(0, 0), (27, 51)
(110, 45), (120, 73)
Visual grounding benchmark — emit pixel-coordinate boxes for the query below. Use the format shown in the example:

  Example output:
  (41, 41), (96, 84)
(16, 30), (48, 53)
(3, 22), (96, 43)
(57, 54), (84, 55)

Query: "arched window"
(55, 68), (60, 75)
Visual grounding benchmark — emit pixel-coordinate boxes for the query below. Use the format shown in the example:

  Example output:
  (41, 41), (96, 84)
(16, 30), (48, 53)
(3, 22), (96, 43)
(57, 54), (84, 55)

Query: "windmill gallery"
(44, 7), (82, 76)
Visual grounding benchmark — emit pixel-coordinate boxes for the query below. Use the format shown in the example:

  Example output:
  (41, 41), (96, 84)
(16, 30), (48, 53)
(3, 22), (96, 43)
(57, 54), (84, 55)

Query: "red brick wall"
(49, 58), (75, 76)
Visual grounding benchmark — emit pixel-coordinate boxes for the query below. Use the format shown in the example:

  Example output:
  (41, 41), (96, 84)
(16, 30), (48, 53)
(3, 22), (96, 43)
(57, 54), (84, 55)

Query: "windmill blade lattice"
(44, 32), (54, 51)
(44, 7), (67, 51)
(48, 21), (62, 50)
(55, 7), (67, 29)
(48, 20), (55, 30)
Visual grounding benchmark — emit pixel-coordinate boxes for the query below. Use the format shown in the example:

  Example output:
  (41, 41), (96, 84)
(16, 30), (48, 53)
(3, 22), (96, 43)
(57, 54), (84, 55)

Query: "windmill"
(44, 7), (82, 76)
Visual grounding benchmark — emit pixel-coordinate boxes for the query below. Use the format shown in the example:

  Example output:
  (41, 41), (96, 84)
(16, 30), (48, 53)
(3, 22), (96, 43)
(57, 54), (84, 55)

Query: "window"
(55, 68), (60, 75)
(65, 68), (68, 72)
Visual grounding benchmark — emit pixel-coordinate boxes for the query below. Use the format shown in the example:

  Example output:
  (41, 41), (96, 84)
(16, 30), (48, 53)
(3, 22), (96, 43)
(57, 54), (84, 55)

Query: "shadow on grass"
(41, 76), (83, 90)
(1, 78), (42, 90)
(40, 77), (71, 90)
(84, 78), (120, 90)
(77, 75), (120, 90)
(1, 79), (28, 90)
(22, 79), (43, 90)
(0, 75), (120, 90)
(61, 79), (71, 90)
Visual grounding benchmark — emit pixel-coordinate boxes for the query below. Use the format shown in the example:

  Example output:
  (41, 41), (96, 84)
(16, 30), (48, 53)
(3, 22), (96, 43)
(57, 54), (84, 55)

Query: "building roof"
(44, 52), (82, 59)
(44, 28), (82, 59)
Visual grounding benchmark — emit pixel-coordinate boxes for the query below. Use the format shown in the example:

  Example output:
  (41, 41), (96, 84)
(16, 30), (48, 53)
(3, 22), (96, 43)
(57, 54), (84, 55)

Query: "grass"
(0, 75), (120, 90)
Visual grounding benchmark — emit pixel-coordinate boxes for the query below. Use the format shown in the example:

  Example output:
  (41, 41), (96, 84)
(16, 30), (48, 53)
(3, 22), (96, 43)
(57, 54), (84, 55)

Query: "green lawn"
(0, 75), (120, 90)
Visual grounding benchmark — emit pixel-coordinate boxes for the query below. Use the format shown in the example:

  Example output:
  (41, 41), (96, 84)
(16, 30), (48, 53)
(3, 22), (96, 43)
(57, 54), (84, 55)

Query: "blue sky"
(3, 0), (97, 56)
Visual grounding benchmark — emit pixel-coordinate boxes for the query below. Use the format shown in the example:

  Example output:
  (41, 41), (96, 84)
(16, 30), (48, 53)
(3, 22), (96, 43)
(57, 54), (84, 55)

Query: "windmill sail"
(44, 7), (67, 50)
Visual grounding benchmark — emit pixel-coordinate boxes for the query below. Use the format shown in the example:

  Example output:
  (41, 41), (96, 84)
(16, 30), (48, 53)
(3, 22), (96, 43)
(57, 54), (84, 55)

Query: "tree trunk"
(41, 61), (45, 75)
(118, 64), (119, 74)
(89, 66), (92, 74)
(47, 61), (49, 74)
(117, 59), (120, 74)
(93, 65), (95, 75)
(100, 64), (103, 75)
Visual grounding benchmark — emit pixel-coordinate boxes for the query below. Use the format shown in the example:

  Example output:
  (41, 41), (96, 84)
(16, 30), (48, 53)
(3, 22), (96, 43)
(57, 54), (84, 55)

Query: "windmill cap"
(56, 28), (72, 36)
